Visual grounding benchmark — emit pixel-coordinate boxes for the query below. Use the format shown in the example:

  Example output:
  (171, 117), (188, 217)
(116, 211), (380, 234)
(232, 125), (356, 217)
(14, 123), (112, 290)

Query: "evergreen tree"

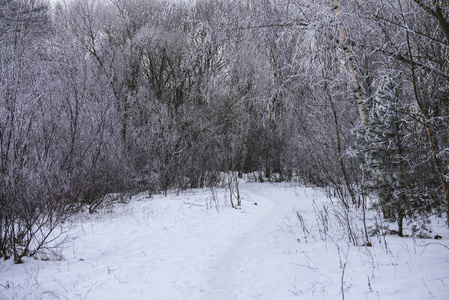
(354, 79), (439, 237)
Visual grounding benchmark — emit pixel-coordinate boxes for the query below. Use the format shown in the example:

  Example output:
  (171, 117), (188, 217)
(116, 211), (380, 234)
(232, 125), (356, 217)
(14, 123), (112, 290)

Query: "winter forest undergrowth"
(1, 0), (449, 298)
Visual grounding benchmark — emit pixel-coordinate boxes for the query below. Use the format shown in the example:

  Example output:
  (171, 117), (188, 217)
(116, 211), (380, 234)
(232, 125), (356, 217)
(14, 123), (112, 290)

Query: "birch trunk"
(332, 0), (368, 124)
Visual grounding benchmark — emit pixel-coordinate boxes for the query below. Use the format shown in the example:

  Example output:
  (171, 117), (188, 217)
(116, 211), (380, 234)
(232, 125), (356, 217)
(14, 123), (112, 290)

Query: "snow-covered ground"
(1, 182), (448, 299)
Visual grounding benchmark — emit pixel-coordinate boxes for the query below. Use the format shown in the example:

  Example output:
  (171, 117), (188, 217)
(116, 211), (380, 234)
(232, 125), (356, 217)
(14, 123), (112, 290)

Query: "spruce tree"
(354, 79), (438, 237)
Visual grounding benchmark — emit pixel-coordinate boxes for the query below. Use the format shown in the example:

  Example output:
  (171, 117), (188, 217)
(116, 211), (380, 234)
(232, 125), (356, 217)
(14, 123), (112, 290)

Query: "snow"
(1, 182), (449, 299)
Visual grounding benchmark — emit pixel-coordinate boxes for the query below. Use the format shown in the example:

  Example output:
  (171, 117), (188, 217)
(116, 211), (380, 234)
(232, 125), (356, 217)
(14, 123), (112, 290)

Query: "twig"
(341, 262), (347, 300)
(420, 242), (449, 255)
(422, 277), (434, 298)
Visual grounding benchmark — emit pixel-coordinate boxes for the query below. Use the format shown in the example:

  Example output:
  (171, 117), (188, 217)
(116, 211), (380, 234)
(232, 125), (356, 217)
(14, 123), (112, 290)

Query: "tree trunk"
(326, 86), (358, 206)
(332, 0), (368, 124)
(238, 123), (249, 178)
(398, 210), (404, 237)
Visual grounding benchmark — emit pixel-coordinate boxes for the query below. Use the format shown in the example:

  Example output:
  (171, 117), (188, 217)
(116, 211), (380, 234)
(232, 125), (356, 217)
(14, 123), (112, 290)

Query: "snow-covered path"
(1, 183), (316, 299)
(1, 182), (449, 300)
(204, 183), (303, 299)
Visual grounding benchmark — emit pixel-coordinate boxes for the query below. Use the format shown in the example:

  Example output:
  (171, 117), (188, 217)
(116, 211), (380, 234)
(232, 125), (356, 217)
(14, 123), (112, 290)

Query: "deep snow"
(1, 182), (448, 299)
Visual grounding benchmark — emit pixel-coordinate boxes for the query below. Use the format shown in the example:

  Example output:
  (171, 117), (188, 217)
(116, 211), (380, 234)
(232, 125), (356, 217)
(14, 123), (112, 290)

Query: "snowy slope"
(1, 182), (448, 299)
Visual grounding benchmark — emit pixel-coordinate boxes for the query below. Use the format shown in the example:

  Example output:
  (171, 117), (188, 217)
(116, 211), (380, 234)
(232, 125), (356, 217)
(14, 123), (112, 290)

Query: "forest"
(0, 0), (448, 263)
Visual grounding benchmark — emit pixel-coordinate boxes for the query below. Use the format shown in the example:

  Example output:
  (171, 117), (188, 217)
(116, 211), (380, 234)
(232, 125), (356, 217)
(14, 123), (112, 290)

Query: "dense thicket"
(1, 0), (448, 262)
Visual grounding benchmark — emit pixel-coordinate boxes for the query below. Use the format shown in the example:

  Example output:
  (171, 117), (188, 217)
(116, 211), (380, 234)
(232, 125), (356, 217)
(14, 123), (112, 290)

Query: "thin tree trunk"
(239, 122), (249, 178)
(398, 210), (404, 237)
(326, 86), (357, 206)
(332, 0), (368, 124)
